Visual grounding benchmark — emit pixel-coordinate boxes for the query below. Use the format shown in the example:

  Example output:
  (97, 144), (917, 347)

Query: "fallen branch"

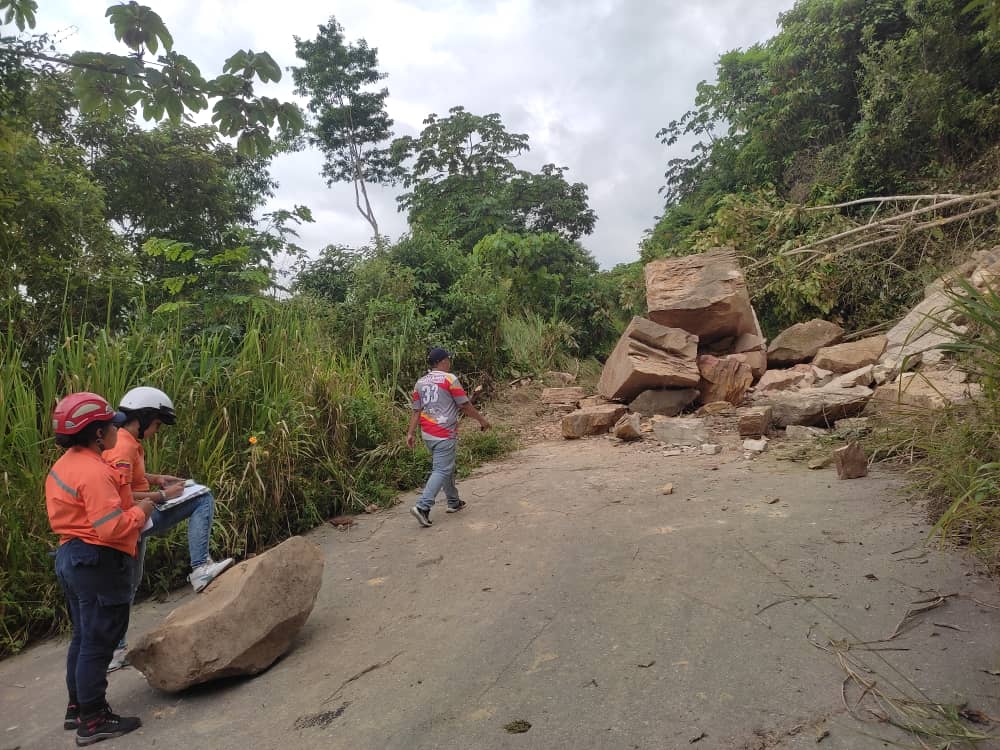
(803, 194), (968, 212)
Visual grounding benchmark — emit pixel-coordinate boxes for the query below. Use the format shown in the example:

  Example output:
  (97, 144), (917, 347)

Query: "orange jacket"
(46, 447), (145, 556)
(103, 428), (149, 493)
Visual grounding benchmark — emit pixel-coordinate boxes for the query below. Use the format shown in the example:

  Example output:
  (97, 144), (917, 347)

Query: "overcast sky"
(38, 0), (793, 269)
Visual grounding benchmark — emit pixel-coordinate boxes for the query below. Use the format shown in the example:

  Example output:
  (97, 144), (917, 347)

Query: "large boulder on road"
(644, 248), (757, 343)
(597, 317), (700, 401)
(755, 386), (873, 427)
(130, 536), (324, 692)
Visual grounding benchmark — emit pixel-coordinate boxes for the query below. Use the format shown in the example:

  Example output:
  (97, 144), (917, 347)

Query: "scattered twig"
(931, 622), (967, 632)
(756, 594), (838, 616)
(637, 660), (656, 668)
(322, 651), (404, 704)
(887, 594), (955, 640)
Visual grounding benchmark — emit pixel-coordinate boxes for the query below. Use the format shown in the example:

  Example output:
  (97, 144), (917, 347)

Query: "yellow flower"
(248, 436), (258, 445)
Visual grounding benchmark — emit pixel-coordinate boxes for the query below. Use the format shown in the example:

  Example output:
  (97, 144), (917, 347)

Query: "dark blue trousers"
(55, 539), (134, 711)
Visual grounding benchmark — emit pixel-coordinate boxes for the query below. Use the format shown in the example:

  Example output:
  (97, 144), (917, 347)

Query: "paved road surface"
(2, 439), (998, 749)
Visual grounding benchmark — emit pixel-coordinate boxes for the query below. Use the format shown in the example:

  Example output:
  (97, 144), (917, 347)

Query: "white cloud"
(34, 0), (791, 268)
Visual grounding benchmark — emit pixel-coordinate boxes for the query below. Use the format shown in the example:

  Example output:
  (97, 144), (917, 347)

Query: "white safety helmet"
(119, 386), (177, 425)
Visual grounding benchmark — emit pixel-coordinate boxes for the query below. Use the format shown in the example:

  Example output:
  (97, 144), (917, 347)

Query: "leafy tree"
(0, 53), (136, 358)
(391, 106), (596, 250)
(293, 244), (362, 304)
(292, 16), (393, 244)
(645, 0), (1000, 263)
(1, 0), (302, 155)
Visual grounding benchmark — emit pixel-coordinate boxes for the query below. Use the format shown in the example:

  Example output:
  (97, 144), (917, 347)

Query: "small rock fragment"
(743, 437), (769, 453)
(785, 425), (826, 440)
(738, 406), (772, 437)
(660, 483), (675, 495)
(701, 443), (722, 455)
(834, 443), (868, 479)
(807, 455), (834, 470)
(651, 416), (709, 447)
(613, 413), (643, 441)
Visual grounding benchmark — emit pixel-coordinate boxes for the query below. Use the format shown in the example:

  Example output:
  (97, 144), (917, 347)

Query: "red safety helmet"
(52, 392), (126, 436)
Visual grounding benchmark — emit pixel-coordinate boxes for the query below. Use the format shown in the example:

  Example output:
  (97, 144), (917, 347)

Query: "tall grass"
(500, 313), (576, 376)
(0, 297), (512, 656)
(868, 279), (1000, 573)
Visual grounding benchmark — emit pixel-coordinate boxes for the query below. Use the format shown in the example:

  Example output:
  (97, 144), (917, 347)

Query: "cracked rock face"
(644, 248), (757, 343)
(129, 536), (324, 692)
(597, 317), (700, 402)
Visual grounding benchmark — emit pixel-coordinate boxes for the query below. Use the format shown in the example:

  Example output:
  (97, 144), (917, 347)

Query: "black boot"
(75, 703), (141, 746)
(63, 702), (80, 730)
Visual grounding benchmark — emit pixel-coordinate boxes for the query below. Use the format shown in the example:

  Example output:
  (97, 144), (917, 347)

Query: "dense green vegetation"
(0, 1), (622, 655)
(643, 0), (1000, 334)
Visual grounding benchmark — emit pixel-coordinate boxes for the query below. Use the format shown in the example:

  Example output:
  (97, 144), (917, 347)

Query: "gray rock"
(628, 388), (699, 417)
(756, 386), (873, 427)
(767, 320), (845, 366)
(651, 416), (708, 447)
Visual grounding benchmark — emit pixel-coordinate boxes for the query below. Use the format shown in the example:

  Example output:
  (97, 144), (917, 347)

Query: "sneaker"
(106, 647), (129, 673)
(188, 557), (235, 593)
(446, 500), (467, 513)
(410, 506), (432, 527)
(64, 703), (80, 730)
(75, 705), (141, 746)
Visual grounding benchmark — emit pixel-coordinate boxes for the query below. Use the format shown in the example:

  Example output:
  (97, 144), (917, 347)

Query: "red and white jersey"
(411, 370), (470, 440)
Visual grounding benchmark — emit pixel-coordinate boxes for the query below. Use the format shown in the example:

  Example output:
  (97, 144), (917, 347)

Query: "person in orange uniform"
(46, 392), (154, 746)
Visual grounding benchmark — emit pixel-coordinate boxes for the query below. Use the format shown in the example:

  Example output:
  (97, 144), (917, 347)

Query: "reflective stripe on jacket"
(46, 447), (145, 556)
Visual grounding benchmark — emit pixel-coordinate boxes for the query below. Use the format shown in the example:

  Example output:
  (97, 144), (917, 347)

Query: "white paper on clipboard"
(155, 481), (211, 511)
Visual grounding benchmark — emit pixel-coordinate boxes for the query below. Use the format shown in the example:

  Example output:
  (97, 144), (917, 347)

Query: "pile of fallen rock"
(550, 245), (995, 473)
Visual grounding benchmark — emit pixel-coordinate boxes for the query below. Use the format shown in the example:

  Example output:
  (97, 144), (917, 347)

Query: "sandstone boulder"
(872, 372), (982, 411)
(562, 404), (628, 439)
(834, 443), (868, 479)
(613, 413), (642, 441)
(542, 388), (587, 410)
(822, 365), (875, 390)
(727, 350), (767, 380)
(738, 406), (772, 438)
(755, 366), (813, 393)
(767, 320), (844, 366)
(882, 288), (966, 370)
(541, 387), (586, 410)
(651, 416), (708, 447)
(597, 317), (700, 401)
(130, 536), (324, 692)
(628, 388), (699, 417)
(756, 386), (873, 427)
(644, 248), (757, 343)
(812, 335), (888, 374)
(697, 354), (753, 406)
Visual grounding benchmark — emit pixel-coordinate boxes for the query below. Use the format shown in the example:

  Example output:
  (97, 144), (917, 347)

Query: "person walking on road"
(407, 348), (491, 527)
(46, 392), (153, 745)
